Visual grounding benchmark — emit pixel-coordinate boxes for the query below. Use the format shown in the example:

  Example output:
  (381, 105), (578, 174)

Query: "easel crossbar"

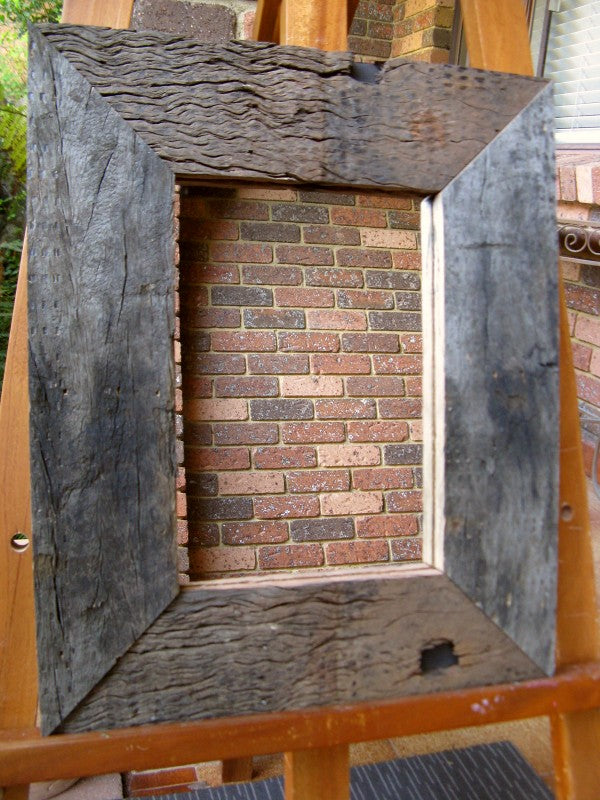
(1, 663), (600, 787)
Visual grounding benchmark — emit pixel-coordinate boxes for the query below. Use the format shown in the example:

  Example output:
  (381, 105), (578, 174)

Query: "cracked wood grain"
(38, 24), (548, 193)
(27, 25), (178, 734)
(423, 86), (559, 675)
(60, 568), (541, 732)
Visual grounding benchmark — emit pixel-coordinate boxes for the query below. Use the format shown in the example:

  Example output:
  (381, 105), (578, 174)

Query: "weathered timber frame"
(27, 23), (559, 736)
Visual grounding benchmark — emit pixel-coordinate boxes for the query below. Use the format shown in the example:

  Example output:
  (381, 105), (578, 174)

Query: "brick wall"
(556, 151), (600, 479)
(177, 183), (423, 579)
(391, 0), (455, 62)
(349, 1), (394, 60)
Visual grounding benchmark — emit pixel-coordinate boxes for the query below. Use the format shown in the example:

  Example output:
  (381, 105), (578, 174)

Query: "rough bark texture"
(39, 24), (547, 193)
(424, 86), (559, 675)
(60, 567), (541, 732)
(27, 25), (178, 735)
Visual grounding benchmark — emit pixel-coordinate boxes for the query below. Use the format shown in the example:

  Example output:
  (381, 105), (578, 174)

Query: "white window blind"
(544, 0), (600, 143)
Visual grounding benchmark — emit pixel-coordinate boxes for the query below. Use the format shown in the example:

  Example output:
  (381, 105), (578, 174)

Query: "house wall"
(556, 153), (600, 479)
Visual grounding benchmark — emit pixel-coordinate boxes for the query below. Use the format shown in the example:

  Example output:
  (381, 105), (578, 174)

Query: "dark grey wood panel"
(425, 86), (559, 674)
(39, 24), (547, 193)
(60, 568), (540, 732)
(27, 25), (179, 734)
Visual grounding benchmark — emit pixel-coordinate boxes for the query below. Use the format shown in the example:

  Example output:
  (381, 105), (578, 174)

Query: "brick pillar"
(391, 0), (455, 63)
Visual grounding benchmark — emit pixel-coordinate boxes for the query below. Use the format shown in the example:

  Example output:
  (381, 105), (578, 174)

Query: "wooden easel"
(1, 1), (600, 798)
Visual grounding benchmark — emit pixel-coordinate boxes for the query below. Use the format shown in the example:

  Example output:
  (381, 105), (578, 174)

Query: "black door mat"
(150, 741), (554, 799)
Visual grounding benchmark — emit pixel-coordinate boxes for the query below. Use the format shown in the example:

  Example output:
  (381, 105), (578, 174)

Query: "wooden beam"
(0, 0), (134, 772)
(284, 746), (349, 800)
(461, 2), (600, 797)
(1, 663), (600, 787)
(280, 0), (348, 51)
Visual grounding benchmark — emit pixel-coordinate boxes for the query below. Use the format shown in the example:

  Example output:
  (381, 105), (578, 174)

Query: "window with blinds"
(542, 0), (600, 144)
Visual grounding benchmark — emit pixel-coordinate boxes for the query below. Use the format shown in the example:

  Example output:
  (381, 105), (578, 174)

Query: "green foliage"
(0, 0), (61, 35)
(0, 0), (62, 391)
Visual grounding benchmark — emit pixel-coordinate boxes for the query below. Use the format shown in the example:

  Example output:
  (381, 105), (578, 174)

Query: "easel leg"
(3, 786), (30, 800)
(284, 745), (349, 800)
(220, 758), (253, 784)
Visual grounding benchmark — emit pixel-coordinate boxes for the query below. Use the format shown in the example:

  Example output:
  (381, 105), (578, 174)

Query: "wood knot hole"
(420, 641), (458, 673)
(10, 532), (30, 553)
(560, 504), (574, 522)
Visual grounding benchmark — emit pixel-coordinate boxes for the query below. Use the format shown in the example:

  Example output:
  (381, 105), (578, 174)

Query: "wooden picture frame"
(27, 23), (558, 736)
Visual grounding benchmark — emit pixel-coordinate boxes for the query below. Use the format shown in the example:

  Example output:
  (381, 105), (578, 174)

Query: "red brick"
(275, 287), (335, 307)
(331, 207), (387, 227)
(401, 333), (423, 353)
(318, 444), (381, 466)
(565, 283), (600, 315)
(391, 538), (422, 561)
(237, 186), (297, 202)
(242, 265), (302, 285)
(384, 444), (422, 465)
(254, 495), (320, 519)
(254, 446), (317, 469)
(188, 307), (241, 329)
(190, 546), (256, 574)
(290, 517), (354, 541)
(312, 353), (371, 374)
(188, 496), (253, 521)
(356, 192), (413, 209)
(342, 333), (399, 353)
(392, 251), (421, 270)
(348, 421), (409, 442)
(315, 398), (376, 419)
(190, 353), (245, 375)
(259, 543), (324, 569)
(576, 373), (600, 406)
(222, 521), (289, 545)
(185, 447), (250, 471)
(272, 203), (329, 223)
(306, 309), (367, 330)
(244, 308), (305, 329)
(178, 286), (208, 307)
(212, 285), (272, 306)
(326, 540), (389, 565)
(179, 218), (239, 241)
(347, 376), (405, 396)
(214, 376), (278, 397)
(357, 514), (418, 537)
(185, 399), (247, 421)
(388, 209), (420, 229)
(190, 263), (240, 284)
(276, 244), (334, 266)
(406, 377), (422, 396)
(248, 354), (309, 374)
(184, 422), (212, 446)
(395, 291), (420, 311)
(211, 331), (277, 351)
(409, 420), (423, 441)
(287, 470), (350, 493)
(303, 225), (361, 245)
(306, 267), (364, 288)
(386, 490), (423, 512)
(210, 242), (272, 263)
(185, 376), (212, 397)
(369, 311), (421, 332)
(206, 199), (269, 220)
(240, 220), (300, 242)
(366, 271), (420, 290)
(176, 491), (187, 517)
(282, 422), (346, 443)
(281, 376), (344, 396)
(378, 398), (422, 418)
(219, 472), (284, 495)
(278, 332), (340, 352)
(353, 467), (413, 491)
(335, 249), (392, 269)
(337, 289), (394, 309)
(558, 165), (577, 202)
(321, 491), (383, 515)
(251, 399), (313, 420)
(187, 522), (219, 547)
(214, 423), (278, 445)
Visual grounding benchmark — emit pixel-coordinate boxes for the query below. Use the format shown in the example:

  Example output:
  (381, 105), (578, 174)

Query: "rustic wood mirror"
(27, 23), (558, 735)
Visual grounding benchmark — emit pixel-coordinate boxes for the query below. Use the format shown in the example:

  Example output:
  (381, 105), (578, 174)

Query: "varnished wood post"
(461, 2), (600, 798)
(284, 745), (349, 800)
(280, 0), (348, 50)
